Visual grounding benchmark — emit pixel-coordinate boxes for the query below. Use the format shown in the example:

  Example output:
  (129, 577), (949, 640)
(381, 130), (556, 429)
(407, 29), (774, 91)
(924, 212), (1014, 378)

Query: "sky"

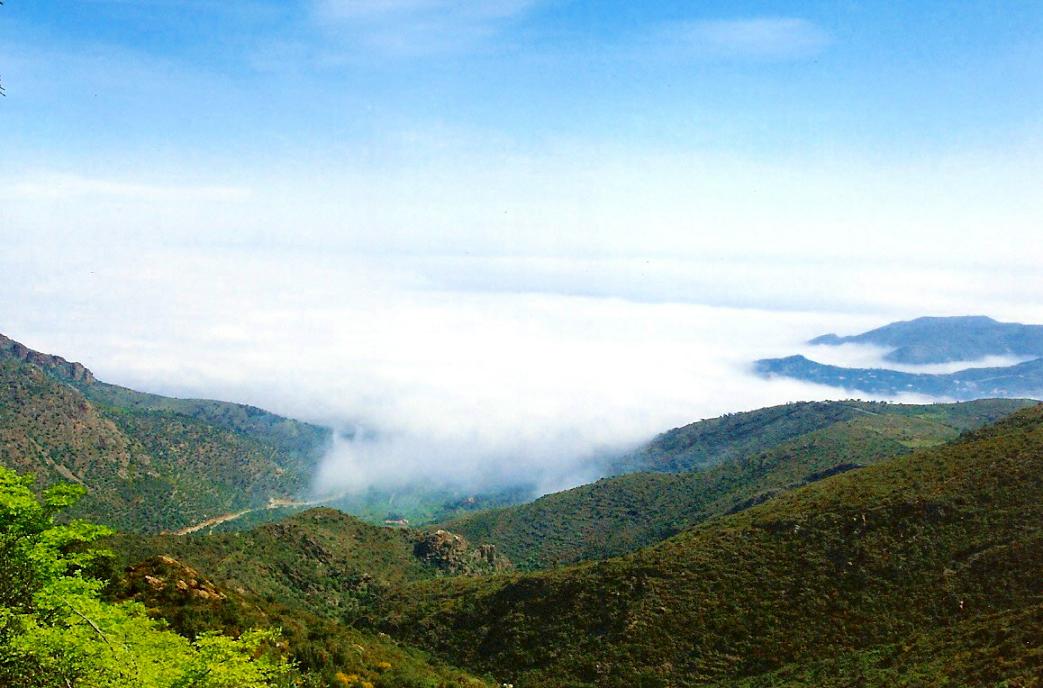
(2, 1), (1043, 496)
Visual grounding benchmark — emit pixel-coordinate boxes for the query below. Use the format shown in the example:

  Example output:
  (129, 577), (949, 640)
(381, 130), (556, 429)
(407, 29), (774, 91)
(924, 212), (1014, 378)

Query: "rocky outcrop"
(413, 529), (513, 576)
(0, 333), (95, 384)
(123, 555), (226, 603)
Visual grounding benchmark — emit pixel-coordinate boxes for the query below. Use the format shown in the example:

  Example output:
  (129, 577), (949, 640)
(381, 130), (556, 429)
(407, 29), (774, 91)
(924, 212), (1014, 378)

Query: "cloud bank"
(4, 235), (1042, 500)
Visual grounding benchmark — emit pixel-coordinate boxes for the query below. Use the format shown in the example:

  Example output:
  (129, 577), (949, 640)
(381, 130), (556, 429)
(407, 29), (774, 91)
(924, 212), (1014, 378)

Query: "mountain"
(0, 334), (330, 532)
(371, 405), (1043, 687)
(442, 399), (1034, 569)
(757, 354), (1043, 400)
(608, 400), (866, 475)
(809, 315), (1043, 364)
(604, 398), (1032, 475)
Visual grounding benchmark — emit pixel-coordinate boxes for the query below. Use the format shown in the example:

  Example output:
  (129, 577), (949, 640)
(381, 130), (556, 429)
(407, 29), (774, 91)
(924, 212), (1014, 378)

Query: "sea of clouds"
(5, 238), (1043, 499)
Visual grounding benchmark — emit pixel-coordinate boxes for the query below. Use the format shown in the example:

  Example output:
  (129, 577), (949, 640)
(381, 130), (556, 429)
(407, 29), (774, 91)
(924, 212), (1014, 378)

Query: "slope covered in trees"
(446, 399), (1031, 569)
(0, 334), (330, 533)
(372, 405), (1043, 687)
(114, 507), (512, 626)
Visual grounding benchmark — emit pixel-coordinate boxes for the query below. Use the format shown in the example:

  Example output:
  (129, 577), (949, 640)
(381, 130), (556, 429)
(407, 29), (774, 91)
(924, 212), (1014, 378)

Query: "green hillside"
(114, 507), (512, 625)
(110, 554), (494, 688)
(447, 399), (1032, 569)
(605, 399), (1024, 475)
(372, 405), (1043, 687)
(0, 335), (330, 533)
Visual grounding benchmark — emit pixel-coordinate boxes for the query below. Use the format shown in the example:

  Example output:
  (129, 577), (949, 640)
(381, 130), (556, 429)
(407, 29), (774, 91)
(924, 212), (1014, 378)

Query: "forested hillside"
(114, 507), (512, 623)
(373, 405), (1043, 687)
(449, 399), (1030, 569)
(0, 335), (330, 532)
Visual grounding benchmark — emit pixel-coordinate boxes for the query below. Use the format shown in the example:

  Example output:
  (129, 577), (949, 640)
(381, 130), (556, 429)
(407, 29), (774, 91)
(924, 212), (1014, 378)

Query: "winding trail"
(171, 496), (328, 535)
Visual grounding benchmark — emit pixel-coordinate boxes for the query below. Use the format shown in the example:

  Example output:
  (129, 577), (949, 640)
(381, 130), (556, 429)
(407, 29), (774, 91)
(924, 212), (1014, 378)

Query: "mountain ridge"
(808, 315), (1043, 364)
(757, 354), (1043, 399)
(442, 398), (1034, 569)
(371, 404), (1043, 687)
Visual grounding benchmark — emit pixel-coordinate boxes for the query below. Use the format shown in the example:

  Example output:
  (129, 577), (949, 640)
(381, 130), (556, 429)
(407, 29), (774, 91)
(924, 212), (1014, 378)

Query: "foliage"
(0, 465), (293, 687)
(0, 355), (329, 533)
(113, 508), (510, 626)
(371, 406), (1043, 687)
(110, 555), (494, 688)
(445, 399), (1032, 569)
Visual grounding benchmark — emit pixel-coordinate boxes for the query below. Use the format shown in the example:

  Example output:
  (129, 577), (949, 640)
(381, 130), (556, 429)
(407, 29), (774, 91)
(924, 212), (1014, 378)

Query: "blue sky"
(5, 1), (1043, 166)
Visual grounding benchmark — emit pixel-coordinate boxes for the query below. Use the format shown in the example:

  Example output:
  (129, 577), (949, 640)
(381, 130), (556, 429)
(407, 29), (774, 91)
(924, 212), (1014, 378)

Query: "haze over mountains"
(758, 315), (1043, 401)
(6, 314), (1043, 534)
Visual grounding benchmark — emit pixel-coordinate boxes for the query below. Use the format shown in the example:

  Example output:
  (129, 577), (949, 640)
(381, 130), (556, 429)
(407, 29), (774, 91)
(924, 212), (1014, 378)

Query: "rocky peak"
(0, 333), (95, 384)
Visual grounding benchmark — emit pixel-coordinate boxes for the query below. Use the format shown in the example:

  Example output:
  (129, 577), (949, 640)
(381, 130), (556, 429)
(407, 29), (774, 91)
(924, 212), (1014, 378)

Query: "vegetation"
(603, 399), (1027, 476)
(447, 399), (1031, 570)
(109, 555), (494, 688)
(0, 465), (293, 687)
(0, 347), (329, 532)
(371, 405), (1043, 687)
(113, 508), (511, 626)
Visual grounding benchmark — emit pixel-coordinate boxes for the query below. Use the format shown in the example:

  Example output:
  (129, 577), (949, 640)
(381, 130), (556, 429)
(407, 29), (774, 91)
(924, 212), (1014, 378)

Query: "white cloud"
(653, 17), (830, 60)
(311, 0), (540, 54)
(4, 240), (1043, 499)
(4, 173), (251, 202)
(316, 0), (533, 20)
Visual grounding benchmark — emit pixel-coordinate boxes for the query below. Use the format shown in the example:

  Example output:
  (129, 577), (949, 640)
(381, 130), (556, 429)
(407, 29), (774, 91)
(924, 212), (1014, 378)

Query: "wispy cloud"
(652, 17), (830, 60)
(311, 0), (541, 55)
(4, 173), (250, 202)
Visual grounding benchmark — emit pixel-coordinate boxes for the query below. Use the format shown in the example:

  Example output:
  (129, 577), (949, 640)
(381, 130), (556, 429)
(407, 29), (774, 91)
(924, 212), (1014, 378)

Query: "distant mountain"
(0, 333), (330, 532)
(757, 354), (1043, 400)
(444, 399), (1033, 569)
(374, 405), (1043, 687)
(809, 315), (1043, 364)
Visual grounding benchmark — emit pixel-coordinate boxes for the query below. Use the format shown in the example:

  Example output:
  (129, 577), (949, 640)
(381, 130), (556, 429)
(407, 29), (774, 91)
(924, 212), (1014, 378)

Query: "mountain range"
(757, 315), (1043, 400)
(2, 328), (1041, 686)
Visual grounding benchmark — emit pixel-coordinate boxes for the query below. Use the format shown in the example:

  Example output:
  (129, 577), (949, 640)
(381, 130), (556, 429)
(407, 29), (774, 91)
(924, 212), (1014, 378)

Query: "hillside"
(109, 554), (495, 688)
(443, 399), (1033, 569)
(809, 315), (1043, 364)
(0, 334), (330, 532)
(756, 354), (1043, 400)
(610, 400), (871, 474)
(372, 405), (1043, 687)
(114, 507), (512, 625)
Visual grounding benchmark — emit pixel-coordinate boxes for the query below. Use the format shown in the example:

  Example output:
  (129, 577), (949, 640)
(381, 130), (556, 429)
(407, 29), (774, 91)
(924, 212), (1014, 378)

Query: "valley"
(2, 330), (1041, 686)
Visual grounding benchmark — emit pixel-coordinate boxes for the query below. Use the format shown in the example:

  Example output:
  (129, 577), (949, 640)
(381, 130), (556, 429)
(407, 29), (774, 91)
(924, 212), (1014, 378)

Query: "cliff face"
(0, 333), (95, 384)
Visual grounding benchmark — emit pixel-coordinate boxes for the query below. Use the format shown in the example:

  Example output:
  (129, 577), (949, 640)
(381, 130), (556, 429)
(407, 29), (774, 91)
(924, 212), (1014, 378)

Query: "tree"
(0, 465), (294, 687)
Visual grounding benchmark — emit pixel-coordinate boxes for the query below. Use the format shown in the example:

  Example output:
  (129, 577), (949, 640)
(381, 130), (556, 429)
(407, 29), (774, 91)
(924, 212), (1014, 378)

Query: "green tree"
(0, 465), (293, 687)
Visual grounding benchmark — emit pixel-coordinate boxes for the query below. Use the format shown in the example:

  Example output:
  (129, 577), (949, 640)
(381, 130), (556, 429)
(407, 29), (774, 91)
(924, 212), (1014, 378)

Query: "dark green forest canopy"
(372, 405), (1043, 687)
